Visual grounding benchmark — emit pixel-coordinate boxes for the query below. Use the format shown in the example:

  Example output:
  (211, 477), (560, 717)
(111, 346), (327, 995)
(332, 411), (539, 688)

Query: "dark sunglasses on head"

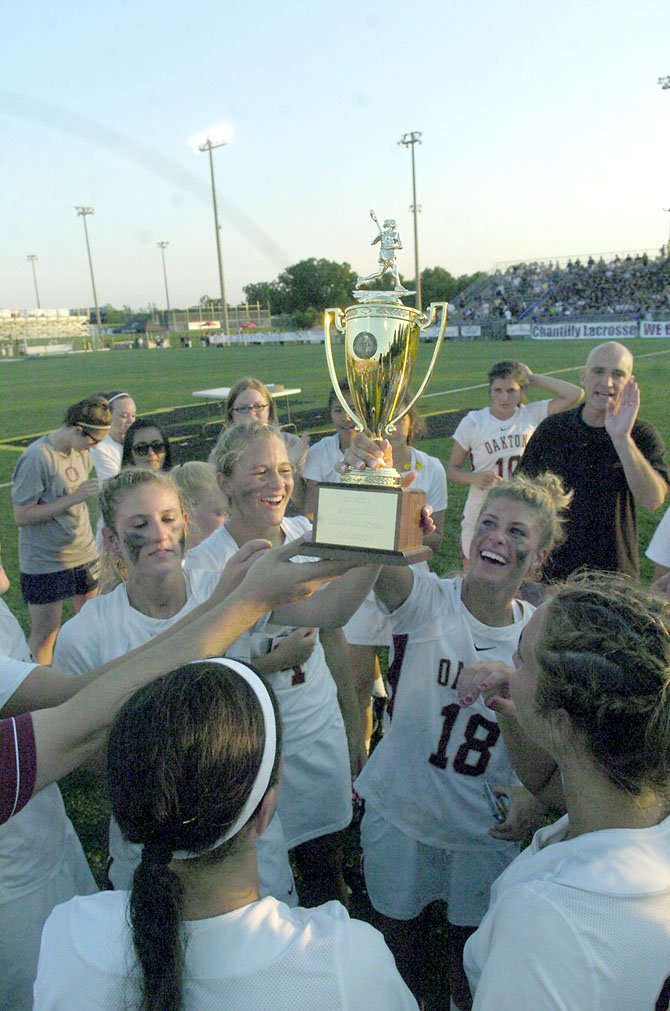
(133, 440), (167, 456)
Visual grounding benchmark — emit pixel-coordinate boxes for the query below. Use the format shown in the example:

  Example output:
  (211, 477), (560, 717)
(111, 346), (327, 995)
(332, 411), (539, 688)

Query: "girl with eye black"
(53, 469), (294, 904)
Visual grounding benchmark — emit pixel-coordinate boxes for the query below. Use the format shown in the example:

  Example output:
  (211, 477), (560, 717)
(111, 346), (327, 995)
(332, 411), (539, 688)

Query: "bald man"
(516, 342), (669, 580)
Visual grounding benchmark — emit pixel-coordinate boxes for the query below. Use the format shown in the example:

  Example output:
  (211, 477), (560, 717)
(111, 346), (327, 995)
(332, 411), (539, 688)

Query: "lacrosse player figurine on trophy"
(303, 209), (448, 564)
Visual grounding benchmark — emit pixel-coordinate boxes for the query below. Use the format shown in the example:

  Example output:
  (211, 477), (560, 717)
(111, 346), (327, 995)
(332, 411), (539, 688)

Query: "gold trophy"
(305, 210), (448, 564)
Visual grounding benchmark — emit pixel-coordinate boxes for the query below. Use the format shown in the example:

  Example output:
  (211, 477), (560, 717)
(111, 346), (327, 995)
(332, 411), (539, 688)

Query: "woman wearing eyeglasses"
(212, 378), (309, 513)
(11, 396), (111, 663)
(122, 418), (173, 472)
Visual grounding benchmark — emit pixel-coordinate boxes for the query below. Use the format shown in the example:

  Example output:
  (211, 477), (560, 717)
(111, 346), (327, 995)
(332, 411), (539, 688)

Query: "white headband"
(107, 392), (131, 405)
(172, 658), (277, 861)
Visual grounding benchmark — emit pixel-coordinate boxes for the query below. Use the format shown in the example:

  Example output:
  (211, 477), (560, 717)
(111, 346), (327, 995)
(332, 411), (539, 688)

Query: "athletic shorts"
(20, 559), (100, 605)
(360, 802), (518, 925)
(279, 711), (352, 848)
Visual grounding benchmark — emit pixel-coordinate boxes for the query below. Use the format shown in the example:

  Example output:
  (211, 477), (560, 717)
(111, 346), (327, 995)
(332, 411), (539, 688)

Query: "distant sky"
(2, 0), (670, 310)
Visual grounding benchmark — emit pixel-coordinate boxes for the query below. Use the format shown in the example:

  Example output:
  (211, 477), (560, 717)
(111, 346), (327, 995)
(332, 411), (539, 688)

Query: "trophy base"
(296, 542), (432, 566)
(301, 483), (430, 567)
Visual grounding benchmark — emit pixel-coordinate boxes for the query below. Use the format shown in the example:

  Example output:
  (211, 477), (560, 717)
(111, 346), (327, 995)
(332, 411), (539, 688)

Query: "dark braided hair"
(108, 661), (282, 1011)
(536, 572), (670, 800)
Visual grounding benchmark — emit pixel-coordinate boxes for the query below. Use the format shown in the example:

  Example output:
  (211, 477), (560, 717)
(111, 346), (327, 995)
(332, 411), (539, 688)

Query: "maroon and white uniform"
(354, 574), (533, 922)
(453, 402), (549, 556)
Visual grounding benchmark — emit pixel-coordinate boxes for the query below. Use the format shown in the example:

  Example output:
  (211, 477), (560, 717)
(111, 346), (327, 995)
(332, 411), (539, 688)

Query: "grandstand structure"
(0, 308), (90, 355)
(450, 248), (670, 337)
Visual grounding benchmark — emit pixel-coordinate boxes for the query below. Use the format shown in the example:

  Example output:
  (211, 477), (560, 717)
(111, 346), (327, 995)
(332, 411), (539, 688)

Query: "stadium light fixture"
(399, 131), (423, 312)
(189, 123), (233, 336)
(157, 241), (175, 330)
(74, 206), (101, 348)
(658, 76), (670, 90)
(27, 255), (40, 309)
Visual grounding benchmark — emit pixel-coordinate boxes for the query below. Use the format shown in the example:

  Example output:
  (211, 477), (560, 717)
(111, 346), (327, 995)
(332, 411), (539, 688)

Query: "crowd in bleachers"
(453, 250), (670, 322)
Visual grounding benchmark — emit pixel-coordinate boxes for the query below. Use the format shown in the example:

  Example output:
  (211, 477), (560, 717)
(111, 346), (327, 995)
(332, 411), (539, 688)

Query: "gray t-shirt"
(11, 436), (97, 573)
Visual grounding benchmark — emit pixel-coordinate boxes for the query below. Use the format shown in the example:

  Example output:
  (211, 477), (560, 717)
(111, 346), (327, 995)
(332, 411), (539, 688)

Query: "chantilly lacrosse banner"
(531, 321), (639, 340)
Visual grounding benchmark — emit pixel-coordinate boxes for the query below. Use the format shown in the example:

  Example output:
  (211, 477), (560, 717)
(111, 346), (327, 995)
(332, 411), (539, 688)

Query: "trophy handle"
(324, 307), (364, 431)
(386, 301), (448, 430)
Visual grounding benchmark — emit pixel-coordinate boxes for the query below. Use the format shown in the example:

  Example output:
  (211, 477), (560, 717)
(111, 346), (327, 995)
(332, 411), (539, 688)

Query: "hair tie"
(172, 659), (277, 861)
(142, 839), (173, 866)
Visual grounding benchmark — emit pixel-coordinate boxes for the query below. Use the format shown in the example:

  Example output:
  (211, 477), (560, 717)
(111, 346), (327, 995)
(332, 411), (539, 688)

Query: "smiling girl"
(337, 434), (571, 1010)
(52, 469), (296, 903)
(187, 422), (369, 906)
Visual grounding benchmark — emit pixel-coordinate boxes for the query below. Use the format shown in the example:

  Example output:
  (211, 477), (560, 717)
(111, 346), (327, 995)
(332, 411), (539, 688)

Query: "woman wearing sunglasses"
(122, 418), (173, 472)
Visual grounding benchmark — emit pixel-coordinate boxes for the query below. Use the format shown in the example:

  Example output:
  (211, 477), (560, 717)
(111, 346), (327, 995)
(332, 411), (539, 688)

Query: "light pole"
(189, 124), (232, 336)
(74, 206), (101, 346)
(157, 241), (173, 329)
(27, 255), (40, 308)
(399, 131), (423, 311)
(658, 76), (670, 90)
(663, 209), (670, 255)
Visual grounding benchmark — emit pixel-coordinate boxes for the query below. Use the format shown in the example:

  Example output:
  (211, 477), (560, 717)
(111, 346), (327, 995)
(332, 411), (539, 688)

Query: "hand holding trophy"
(302, 211), (448, 564)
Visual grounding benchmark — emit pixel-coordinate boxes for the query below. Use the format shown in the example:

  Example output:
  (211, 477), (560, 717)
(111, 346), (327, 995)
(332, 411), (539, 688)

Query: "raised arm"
(456, 661), (561, 804)
(272, 558), (381, 628)
(12, 540), (357, 798)
(606, 380), (668, 511)
(517, 363), (583, 416)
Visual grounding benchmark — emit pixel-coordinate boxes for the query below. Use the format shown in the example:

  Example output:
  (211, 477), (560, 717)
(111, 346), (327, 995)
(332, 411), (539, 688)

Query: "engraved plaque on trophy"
(301, 211), (448, 565)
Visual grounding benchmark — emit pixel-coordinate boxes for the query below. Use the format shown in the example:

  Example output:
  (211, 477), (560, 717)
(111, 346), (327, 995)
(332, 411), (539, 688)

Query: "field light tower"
(27, 255), (41, 308)
(157, 241), (173, 328)
(658, 76), (670, 89)
(74, 206), (101, 345)
(189, 124), (232, 336)
(399, 131), (423, 312)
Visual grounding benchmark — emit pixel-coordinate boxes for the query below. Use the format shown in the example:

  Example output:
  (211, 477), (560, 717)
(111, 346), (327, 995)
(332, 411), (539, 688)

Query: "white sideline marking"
(422, 348), (670, 400)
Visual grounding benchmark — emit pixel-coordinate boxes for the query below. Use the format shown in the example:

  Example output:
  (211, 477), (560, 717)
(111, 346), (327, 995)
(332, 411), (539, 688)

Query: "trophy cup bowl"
(301, 289), (448, 565)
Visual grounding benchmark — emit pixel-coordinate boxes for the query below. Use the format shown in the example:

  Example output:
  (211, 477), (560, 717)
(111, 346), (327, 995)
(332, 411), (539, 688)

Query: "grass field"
(2, 337), (669, 622)
(3, 338), (669, 1006)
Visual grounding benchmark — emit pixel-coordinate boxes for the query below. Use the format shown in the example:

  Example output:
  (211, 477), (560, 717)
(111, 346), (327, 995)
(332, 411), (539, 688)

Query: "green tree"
(277, 258), (357, 318)
(242, 281), (286, 314)
(419, 266), (457, 305)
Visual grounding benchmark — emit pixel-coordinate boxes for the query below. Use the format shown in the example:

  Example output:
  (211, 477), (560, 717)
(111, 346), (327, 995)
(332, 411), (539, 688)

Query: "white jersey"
(187, 517), (351, 846)
(187, 517), (340, 753)
(52, 570), (293, 905)
(0, 604), (96, 1011)
(89, 435), (122, 488)
(646, 505), (670, 568)
(53, 568), (247, 672)
(303, 432), (343, 485)
(35, 892), (418, 1010)
(354, 574), (533, 851)
(464, 813), (670, 1011)
(305, 437), (448, 646)
(343, 448), (447, 645)
(453, 401), (549, 555)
